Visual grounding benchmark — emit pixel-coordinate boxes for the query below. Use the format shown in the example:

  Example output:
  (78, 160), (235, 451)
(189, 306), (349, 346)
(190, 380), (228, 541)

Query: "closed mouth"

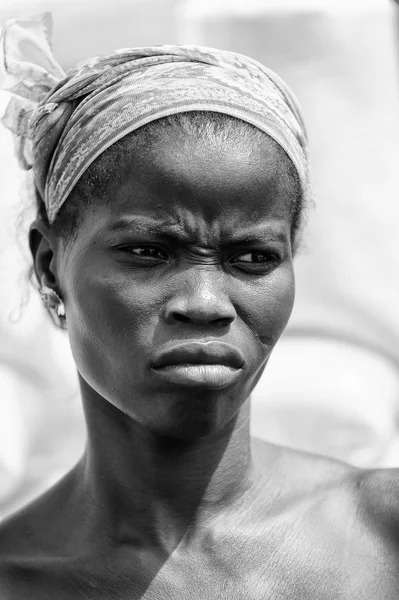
(151, 341), (245, 370)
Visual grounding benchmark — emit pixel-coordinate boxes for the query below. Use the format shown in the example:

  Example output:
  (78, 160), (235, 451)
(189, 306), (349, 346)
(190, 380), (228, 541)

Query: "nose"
(163, 269), (236, 327)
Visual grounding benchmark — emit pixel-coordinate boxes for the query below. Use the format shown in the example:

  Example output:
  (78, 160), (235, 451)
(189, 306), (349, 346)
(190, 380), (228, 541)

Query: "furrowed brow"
(107, 219), (288, 245)
(107, 218), (192, 240)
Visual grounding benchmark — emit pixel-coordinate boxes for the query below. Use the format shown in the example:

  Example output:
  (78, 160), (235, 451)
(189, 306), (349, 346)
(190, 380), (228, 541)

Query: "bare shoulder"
(0, 497), (44, 556)
(0, 497), (46, 597)
(0, 470), (81, 598)
(252, 441), (399, 597)
(300, 450), (399, 544)
(355, 467), (399, 541)
(253, 437), (399, 542)
(251, 436), (360, 495)
(0, 487), (58, 585)
(0, 467), (79, 560)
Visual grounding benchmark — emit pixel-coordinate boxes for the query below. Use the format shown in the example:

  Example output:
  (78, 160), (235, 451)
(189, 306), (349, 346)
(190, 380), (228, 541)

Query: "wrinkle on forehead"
(79, 129), (295, 251)
(112, 128), (291, 201)
(145, 139), (286, 200)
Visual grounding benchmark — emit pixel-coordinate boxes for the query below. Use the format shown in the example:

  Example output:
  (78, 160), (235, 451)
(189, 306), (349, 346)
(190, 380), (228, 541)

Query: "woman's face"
(54, 129), (296, 439)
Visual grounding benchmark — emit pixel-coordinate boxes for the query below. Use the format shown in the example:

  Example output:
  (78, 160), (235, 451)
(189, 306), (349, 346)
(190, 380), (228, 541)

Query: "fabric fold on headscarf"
(0, 12), (65, 171)
(1, 12), (310, 224)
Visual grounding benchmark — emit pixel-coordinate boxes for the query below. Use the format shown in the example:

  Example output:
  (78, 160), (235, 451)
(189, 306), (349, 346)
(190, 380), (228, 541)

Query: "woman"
(0, 12), (398, 600)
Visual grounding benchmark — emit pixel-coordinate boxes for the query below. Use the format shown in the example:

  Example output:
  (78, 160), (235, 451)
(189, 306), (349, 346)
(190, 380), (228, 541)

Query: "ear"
(29, 219), (60, 292)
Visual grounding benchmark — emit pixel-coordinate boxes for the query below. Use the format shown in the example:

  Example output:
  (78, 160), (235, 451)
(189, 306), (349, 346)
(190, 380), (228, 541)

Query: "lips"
(151, 341), (245, 370)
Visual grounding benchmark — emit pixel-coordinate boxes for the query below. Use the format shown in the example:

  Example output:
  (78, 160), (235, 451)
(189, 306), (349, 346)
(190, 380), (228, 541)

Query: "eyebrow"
(107, 218), (288, 244)
(225, 228), (288, 245)
(107, 217), (192, 240)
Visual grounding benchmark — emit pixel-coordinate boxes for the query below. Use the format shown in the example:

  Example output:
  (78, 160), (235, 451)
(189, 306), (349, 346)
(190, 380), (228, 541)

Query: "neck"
(76, 379), (255, 552)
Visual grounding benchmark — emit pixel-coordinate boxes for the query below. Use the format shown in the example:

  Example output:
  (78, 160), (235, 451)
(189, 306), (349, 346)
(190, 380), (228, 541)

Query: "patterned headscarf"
(1, 12), (309, 224)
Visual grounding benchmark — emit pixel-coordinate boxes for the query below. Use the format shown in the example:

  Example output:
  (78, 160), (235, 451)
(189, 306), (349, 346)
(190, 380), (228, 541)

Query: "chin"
(148, 398), (239, 441)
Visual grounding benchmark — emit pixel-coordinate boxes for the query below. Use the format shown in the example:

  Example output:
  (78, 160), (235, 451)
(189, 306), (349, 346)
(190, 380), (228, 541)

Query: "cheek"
(63, 258), (164, 383)
(238, 263), (295, 347)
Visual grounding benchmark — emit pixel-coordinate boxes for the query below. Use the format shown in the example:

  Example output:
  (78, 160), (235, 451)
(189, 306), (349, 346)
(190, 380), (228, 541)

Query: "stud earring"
(39, 285), (66, 329)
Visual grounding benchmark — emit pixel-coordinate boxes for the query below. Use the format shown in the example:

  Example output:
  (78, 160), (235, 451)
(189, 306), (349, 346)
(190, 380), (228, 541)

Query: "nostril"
(171, 313), (191, 324)
(164, 295), (237, 326)
(215, 317), (234, 327)
(169, 312), (233, 326)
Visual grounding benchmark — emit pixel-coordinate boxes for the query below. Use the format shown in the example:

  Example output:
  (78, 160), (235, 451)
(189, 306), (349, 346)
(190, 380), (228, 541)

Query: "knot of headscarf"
(1, 12), (310, 224)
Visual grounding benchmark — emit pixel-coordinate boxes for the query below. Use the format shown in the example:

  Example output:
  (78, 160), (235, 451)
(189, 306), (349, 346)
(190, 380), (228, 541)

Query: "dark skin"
(1, 130), (399, 599)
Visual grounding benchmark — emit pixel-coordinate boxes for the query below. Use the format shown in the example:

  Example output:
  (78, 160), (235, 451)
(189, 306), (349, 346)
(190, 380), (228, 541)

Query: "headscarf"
(0, 12), (310, 224)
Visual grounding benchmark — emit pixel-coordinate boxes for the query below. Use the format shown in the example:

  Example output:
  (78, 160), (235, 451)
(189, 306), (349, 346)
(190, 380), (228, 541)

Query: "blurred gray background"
(1, 0), (399, 519)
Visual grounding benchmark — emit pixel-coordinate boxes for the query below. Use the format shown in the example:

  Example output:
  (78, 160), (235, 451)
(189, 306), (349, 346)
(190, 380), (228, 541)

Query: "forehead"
(87, 129), (295, 240)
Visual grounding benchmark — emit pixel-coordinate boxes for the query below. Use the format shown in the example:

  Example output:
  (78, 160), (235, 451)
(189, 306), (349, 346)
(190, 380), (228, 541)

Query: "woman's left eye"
(235, 252), (269, 263)
(231, 251), (280, 271)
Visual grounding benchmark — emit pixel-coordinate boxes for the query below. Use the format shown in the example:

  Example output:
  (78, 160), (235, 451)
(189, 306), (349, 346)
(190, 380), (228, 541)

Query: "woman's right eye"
(119, 246), (169, 262)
